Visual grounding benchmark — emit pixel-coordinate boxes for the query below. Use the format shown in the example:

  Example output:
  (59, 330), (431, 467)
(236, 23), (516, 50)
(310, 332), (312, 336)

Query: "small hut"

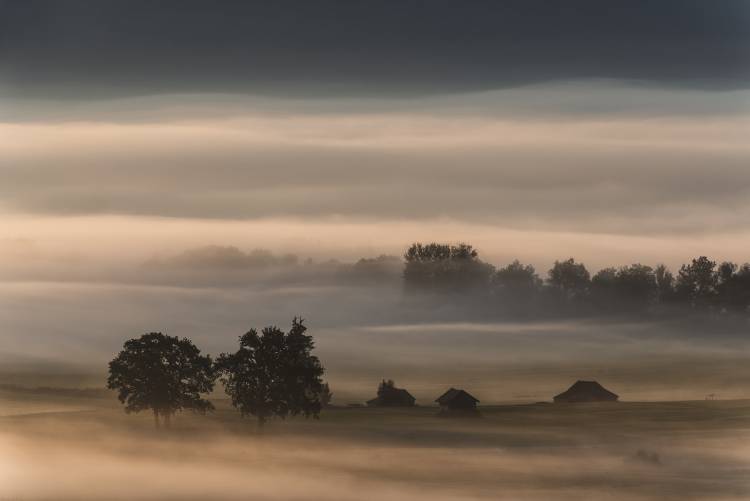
(436, 388), (479, 411)
(553, 380), (618, 403)
(366, 379), (416, 407)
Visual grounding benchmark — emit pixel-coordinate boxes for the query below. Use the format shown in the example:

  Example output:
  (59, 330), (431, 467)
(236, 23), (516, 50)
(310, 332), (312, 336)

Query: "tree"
(591, 267), (618, 311)
(654, 264), (675, 304)
(547, 258), (590, 301)
(107, 333), (215, 429)
(675, 256), (718, 309)
(318, 382), (333, 407)
(403, 242), (495, 292)
(716, 262), (750, 313)
(612, 264), (657, 310)
(379, 379), (396, 392)
(216, 318), (325, 430)
(493, 260), (542, 313)
(494, 260), (542, 291)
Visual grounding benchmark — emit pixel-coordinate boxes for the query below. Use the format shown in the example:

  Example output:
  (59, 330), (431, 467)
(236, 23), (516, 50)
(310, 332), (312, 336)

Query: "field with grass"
(1, 386), (748, 500)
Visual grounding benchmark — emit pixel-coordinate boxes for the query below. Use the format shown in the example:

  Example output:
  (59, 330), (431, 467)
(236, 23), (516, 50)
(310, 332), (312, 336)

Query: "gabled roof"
(554, 380), (618, 400)
(388, 387), (416, 401)
(367, 386), (416, 406)
(435, 387), (479, 405)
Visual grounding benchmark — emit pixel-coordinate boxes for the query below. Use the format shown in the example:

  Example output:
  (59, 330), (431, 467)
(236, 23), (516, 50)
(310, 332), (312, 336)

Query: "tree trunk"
(256, 415), (266, 434)
(153, 409), (161, 429)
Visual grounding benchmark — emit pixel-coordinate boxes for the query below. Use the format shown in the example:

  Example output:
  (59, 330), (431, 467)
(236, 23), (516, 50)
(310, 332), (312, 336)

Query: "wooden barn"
(366, 379), (416, 407)
(435, 388), (479, 412)
(553, 380), (618, 403)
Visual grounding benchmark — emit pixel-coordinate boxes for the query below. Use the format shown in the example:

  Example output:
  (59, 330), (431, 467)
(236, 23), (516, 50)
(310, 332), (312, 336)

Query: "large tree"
(494, 260), (542, 292)
(654, 264), (675, 304)
(403, 242), (495, 291)
(493, 260), (542, 314)
(547, 258), (590, 301)
(675, 256), (718, 309)
(216, 318), (325, 429)
(716, 262), (750, 313)
(613, 264), (657, 310)
(107, 333), (215, 428)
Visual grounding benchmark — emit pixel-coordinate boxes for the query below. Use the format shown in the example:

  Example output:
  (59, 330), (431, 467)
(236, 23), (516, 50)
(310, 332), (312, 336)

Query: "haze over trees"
(107, 333), (215, 428)
(403, 243), (495, 291)
(403, 242), (750, 318)
(216, 318), (326, 429)
(145, 242), (750, 319)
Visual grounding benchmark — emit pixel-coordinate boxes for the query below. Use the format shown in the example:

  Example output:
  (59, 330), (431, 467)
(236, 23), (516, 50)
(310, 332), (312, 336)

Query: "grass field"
(1, 386), (748, 500)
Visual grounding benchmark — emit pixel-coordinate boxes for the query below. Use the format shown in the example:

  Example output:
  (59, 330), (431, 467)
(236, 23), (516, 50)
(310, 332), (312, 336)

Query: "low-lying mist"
(2, 244), (750, 404)
(1, 399), (748, 501)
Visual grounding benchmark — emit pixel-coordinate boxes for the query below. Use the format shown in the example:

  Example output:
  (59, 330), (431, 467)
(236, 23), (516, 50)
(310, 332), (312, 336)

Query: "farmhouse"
(366, 379), (416, 407)
(553, 380), (619, 403)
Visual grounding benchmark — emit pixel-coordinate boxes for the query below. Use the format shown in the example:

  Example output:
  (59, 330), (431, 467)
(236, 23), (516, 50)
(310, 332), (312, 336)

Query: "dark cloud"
(1, 0), (748, 99)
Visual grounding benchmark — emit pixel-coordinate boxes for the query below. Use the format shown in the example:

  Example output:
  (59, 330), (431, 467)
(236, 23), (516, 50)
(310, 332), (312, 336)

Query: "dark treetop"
(216, 318), (325, 427)
(107, 332), (215, 426)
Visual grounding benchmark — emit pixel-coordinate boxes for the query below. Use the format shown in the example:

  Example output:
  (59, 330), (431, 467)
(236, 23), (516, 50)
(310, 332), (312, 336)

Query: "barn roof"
(435, 388), (479, 405)
(367, 387), (416, 405)
(554, 380), (618, 400)
(389, 388), (415, 400)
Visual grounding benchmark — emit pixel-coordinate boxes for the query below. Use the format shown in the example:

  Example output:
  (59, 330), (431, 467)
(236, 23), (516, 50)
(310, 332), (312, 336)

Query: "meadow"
(1, 385), (748, 500)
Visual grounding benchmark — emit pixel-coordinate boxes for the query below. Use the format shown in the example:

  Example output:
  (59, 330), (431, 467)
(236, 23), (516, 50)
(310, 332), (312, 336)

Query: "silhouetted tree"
(548, 258), (591, 302)
(716, 262), (750, 313)
(403, 242), (495, 291)
(216, 318), (325, 430)
(654, 264), (675, 304)
(613, 264), (657, 310)
(675, 256), (718, 309)
(494, 260), (542, 291)
(107, 333), (215, 428)
(319, 382), (333, 407)
(591, 267), (618, 312)
(493, 260), (542, 313)
(378, 379), (396, 395)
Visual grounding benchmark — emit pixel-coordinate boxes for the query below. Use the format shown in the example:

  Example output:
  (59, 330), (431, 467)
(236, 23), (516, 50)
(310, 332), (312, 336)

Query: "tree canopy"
(402, 243), (750, 318)
(403, 242), (495, 291)
(675, 256), (718, 309)
(216, 318), (325, 428)
(548, 258), (591, 300)
(107, 332), (215, 428)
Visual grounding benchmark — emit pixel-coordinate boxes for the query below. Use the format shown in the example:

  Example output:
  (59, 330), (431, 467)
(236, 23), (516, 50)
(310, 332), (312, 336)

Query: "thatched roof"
(553, 380), (618, 403)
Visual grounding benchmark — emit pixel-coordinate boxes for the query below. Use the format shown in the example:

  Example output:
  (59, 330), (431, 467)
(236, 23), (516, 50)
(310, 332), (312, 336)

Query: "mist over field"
(1, 393), (748, 500)
(2, 248), (749, 403)
(2, 1), (750, 499)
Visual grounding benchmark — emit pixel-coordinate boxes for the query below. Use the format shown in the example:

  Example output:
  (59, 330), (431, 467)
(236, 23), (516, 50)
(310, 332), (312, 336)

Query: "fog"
(3, 82), (750, 278)
(2, 248), (750, 404)
(3, 2), (750, 498)
(1, 398), (748, 500)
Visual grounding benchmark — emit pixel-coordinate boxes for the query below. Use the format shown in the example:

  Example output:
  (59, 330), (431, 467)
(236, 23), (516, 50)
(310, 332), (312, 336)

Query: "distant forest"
(400, 243), (750, 318)
(156, 242), (750, 320)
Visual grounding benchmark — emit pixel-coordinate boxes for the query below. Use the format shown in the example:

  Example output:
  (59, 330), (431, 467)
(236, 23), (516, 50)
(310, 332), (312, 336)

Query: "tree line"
(107, 318), (330, 430)
(403, 243), (750, 317)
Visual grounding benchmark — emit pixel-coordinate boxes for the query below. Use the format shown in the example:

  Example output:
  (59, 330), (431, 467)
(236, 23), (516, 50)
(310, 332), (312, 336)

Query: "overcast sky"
(2, 2), (749, 270)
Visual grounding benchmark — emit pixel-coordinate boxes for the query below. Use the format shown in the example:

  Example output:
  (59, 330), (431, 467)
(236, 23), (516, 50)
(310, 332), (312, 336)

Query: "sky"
(1, 0), (749, 272)
(1, 1), (750, 394)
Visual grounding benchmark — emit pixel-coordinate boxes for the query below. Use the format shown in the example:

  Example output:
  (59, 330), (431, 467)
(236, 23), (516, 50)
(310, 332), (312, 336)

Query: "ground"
(1, 386), (748, 500)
